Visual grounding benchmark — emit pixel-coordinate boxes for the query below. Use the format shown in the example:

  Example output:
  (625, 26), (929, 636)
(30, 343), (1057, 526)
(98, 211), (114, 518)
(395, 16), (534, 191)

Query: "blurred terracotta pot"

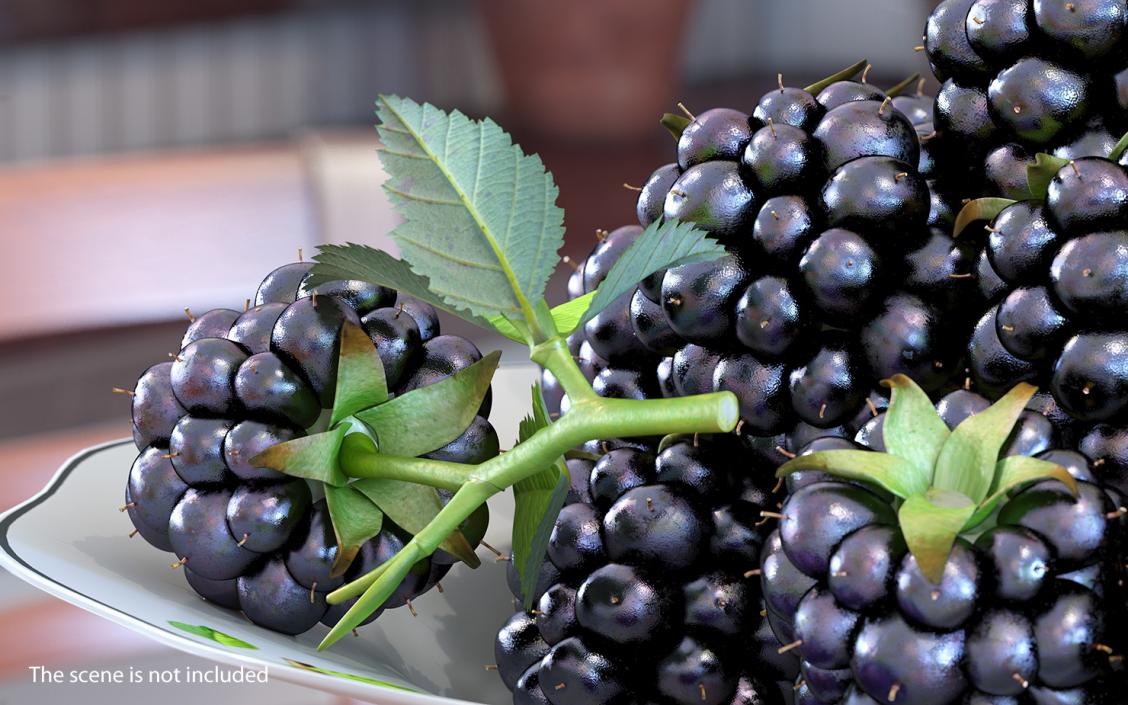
(479, 0), (694, 141)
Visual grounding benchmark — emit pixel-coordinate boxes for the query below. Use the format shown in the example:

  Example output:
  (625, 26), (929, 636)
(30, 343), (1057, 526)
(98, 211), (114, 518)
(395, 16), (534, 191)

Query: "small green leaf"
(965, 456), (1079, 529)
(168, 622), (257, 649)
(804, 58), (869, 94)
(324, 483), (384, 577)
(953, 197), (1018, 237)
(375, 95), (565, 322)
(661, 113), (691, 140)
(355, 351), (500, 457)
(1110, 132), (1128, 162)
(487, 315), (531, 344)
(308, 244), (494, 329)
(881, 374), (950, 480)
(550, 291), (597, 336)
(1026, 153), (1071, 200)
(512, 385), (571, 609)
(579, 220), (725, 328)
(330, 321), (388, 427)
(899, 490), (977, 584)
(776, 450), (930, 499)
(250, 426), (347, 486)
(933, 383), (1038, 504)
(352, 478), (480, 568)
(883, 73), (920, 98)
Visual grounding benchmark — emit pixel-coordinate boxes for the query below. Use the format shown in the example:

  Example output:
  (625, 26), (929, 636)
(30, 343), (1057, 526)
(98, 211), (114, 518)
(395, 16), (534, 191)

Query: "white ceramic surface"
(0, 364), (542, 705)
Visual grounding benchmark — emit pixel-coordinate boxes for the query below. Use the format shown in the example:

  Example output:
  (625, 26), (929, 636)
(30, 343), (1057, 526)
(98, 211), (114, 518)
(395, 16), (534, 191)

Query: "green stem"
(531, 335), (597, 402)
(320, 388), (738, 649)
(340, 452), (469, 492)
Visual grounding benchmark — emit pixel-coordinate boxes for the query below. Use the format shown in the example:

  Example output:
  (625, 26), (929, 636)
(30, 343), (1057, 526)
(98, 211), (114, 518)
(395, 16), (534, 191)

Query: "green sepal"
(351, 477), (480, 568)
(881, 374), (950, 480)
(883, 73), (920, 98)
(324, 482), (385, 577)
(512, 384), (571, 609)
(1110, 132), (1128, 162)
(933, 383), (1038, 504)
(803, 58), (869, 94)
(658, 433), (694, 454)
(1026, 153), (1071, 200)
(953, 197), (1017, 237)
(355, 350), (500, 457)
(965, 456), (1078, 530)
(330, 321), (389, 427)
(579, 219), (725, 329)
(776, 450), (930, 499)
(899, 490), (977, 584)
(661, 113), (691, 140)
(249, 425), (347, 487)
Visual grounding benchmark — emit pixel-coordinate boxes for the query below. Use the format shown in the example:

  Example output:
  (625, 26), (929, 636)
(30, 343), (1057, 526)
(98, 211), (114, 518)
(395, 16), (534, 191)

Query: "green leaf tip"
(374, 95), (564, 326)
(330, 320), (388, 427)
(579, 219), (725, 329)
(880, 374), (950, 480)
(1110, 131), (1128, 162)
(933, 382), (1038, 503)
(883, 73), (920, 98)
(660, 113), (691, 140)
(1026, 153), (1071, 201)
(953, 197), (1017, 237)
(250, 426), (347, 486)
(804, 58), (869, 94)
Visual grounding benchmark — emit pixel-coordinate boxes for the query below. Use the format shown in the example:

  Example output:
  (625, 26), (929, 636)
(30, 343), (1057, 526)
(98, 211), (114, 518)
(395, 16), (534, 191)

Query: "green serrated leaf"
(804, 58), (869, 94)
(933, 383), (1038, 504)
(884, 73), (920, 98)
(330, 321), (388, 427)
(355, 351), (499, 457)
(375, 95), (564, 323)
(965, 456), (1078, 529)
(661, 113), (691, 140)
(579, 220), (725, 328)
(513, 384), (570, 609)
(1110, 132), (1128, 162)
(324, 483), (384, 577)
(308, 244), (494, 329)
(1026, 153), (1071, 200)
(352, 478), (480, 568)
(881, 374), (950, 480)
(250, 426), (347, 486)
(550, 291), (597, 336)
(168, 622), (257, 649)
(953, 197), (1018, 237)
(899, 490), (977, 584)
(776, 450), (930, 499)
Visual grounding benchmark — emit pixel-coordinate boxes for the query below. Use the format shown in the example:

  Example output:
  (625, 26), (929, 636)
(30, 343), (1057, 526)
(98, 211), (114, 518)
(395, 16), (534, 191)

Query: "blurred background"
(0, 1), (934, 702)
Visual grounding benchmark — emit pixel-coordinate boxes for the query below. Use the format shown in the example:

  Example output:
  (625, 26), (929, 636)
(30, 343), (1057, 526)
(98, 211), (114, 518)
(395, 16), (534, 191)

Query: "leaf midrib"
(379, 96), (535, 323)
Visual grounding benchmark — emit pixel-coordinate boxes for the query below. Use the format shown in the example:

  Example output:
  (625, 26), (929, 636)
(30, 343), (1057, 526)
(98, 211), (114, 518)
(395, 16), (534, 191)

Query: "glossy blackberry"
(122, 260), (496, 636)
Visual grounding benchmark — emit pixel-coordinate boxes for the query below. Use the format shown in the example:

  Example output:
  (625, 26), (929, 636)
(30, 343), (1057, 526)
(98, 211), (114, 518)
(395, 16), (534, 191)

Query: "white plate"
(0, 364), (542, 705)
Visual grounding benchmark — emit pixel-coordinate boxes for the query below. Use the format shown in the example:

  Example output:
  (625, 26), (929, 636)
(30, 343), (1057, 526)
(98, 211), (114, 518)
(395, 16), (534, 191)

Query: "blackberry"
(760, 380), (1128, 705)
(120, 259), (497, 636)
(924, 0), (1128, 199)
(496, 435), (797, 704)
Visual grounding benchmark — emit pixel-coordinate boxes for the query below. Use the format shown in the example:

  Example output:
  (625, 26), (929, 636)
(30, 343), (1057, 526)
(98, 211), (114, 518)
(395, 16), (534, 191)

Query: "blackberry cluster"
(495, 436), (802, 705)
(924, 0), (1128, 199)
(124, 260), (494, 635)
(545, 71), (976, 452)
(762, 390), (1128, 705)
(967, 155), (1128, 494)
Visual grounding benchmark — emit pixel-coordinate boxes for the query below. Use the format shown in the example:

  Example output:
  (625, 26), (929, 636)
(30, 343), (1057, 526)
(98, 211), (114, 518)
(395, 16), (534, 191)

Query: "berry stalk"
(317, 338), (739, 649)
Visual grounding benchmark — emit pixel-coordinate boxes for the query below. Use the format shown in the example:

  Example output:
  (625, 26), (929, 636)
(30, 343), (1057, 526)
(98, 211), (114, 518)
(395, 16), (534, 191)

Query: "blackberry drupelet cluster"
(924, 0), (1128, 199)
(967, 154), (1128, 493)
(495, 435), (802, 705)
(762, 390), (1128, 705)
(124, 260), (494, 635)
(544, 69), (976, 463)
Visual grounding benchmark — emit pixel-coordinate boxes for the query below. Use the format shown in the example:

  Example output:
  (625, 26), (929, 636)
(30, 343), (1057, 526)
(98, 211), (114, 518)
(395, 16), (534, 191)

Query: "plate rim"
(0, 438), (492, 705)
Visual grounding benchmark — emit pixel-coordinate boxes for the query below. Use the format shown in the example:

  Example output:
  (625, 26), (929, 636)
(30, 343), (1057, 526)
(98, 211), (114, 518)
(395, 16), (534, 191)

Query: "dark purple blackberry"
(121, 260), (496, 637)
(757, 380), (1128, 705)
